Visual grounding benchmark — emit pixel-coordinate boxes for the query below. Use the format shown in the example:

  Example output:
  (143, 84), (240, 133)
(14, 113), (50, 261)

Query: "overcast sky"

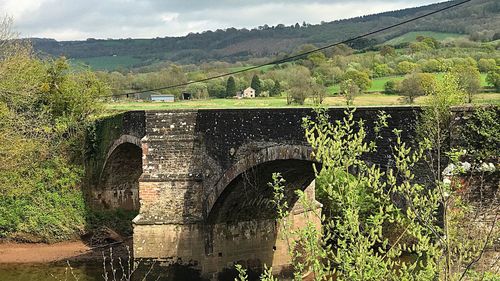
(1, 0), (443, 41)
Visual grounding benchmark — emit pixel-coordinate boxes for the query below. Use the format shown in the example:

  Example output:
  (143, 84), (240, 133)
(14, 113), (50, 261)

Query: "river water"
(0, 263), (104, 281)
(0, 262), (281, 281)
(0, 262), (211, 281)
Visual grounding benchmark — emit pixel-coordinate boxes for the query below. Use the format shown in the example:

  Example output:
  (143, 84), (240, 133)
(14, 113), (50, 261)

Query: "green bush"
(458, 107), (500, 162)
(0, 30), (108, 242)
(0, 158), (86, 242)
(384, 80), (400, 95)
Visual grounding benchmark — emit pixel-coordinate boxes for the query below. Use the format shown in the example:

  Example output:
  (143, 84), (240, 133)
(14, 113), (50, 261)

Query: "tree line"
(97, 34), (499, 105)
(32, 0), (499, 66)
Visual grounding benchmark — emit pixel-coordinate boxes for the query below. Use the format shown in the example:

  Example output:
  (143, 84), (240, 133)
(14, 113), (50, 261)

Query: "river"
(0, 261), (272, 281)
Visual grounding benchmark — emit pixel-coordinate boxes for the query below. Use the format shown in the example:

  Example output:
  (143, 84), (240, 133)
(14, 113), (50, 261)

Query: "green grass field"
(105, 92), (499, 111)
(72, 55), (142, 71)
(328, 73), (489, 94)
(105, 71), (495, 111)
(386, 31), (465, 45)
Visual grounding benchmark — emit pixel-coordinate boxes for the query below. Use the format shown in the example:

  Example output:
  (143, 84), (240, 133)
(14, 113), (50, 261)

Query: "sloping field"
(386, 31), (465, 45)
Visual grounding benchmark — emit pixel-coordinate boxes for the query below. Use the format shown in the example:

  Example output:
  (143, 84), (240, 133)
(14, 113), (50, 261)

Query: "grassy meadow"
(327, 73), (489, 94)
(105, 92), (500, 111)
(385, 31), (465, 45)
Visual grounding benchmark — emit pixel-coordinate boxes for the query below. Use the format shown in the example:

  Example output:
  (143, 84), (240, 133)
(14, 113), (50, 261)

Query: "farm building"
(151, 94), (175, 102)
(236, 87), (256, 99)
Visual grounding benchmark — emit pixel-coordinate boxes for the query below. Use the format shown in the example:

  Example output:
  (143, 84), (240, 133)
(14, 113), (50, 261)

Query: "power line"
(105, 0), (472, 98)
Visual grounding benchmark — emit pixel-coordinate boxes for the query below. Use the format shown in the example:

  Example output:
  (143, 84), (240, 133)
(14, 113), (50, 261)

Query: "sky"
(1, 0), (444, 41)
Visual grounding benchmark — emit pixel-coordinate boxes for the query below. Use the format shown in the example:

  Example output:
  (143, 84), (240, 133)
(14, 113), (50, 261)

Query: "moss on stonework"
(84, 113), (125, 189)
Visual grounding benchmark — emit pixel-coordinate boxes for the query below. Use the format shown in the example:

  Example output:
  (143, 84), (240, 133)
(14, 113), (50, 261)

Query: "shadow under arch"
(207, 159), (317, 224)
(96, 135), (143, 210)
(202, 145), (321, 278)
(205, 145), (316, 218)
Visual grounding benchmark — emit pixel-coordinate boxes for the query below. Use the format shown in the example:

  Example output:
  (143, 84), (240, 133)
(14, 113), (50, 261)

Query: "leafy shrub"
(457, 107), (500, 162)
(486, 67), (500, 91)
(85, 209), (138, 237)
(0, 157), (86, 242)
(384, 80), (400, 95)
(0, 25), (108, 242)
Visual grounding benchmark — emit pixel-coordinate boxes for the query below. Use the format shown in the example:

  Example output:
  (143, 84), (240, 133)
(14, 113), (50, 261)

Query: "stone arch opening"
(98, 140), (142, 210)
(205, 145), (315, 217)
(203, 145), (321, 276)
(207, 159), (317, 224)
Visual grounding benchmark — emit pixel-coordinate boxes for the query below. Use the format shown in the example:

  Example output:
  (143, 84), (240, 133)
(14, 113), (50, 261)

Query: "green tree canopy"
(486, 67), (500, 91)
(397, 61), (418, 74)
(285, 65), (311, 105)
(400, 72), (436, 104)
(384, 80), (400, 95)
(342, 69), (372, 92)
(340, 79), (360, 105)
(451, 64), (481, 103)
(269, 79), (281, 97)
(250, 74), (261, 95)
(0, 17), (109, 241)
(380, 45), (395, 56)
(478, 58), (496, 73)
(225, 76), (236, 98)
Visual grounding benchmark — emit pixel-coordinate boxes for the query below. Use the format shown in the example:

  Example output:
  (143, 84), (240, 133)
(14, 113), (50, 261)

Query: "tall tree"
(310, 78), (326, 105)
(486, 67), (500, 91)
(451, 64), (481, 103)
(269, 80), (281, 97)
(400, 72), (436, 104)
(343, 69), (372, 93)
(250, 74), (261, 95)
(340, 79), (360, 105)
(225, 76), (236, 98)
(286, 66), (311, 105)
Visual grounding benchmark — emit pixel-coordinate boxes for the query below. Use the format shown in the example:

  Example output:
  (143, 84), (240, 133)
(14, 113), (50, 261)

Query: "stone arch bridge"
(84, 107), (420, 276)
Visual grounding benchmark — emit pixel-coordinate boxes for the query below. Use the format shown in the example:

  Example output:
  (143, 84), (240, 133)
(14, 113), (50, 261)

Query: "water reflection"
(0, 262), (208, 281)
(0, 263), (102, 281)
(0, 262), (298, 281)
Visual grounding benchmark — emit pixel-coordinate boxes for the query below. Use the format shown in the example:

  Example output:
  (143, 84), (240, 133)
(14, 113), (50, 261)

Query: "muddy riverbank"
(0, 239), (210, 281)
(0, 239), (132, 264)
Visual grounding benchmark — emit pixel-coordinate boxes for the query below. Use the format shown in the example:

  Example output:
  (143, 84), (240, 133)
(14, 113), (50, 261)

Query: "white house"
(237, 87), (256, 99)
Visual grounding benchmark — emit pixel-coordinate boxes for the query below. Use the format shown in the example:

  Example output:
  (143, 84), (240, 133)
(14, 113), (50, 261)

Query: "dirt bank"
(0, 239), (132, 264)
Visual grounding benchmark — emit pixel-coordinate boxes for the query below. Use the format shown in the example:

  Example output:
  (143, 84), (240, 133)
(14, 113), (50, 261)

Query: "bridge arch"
(97, 135), (143, 210)
(203, 144), (321, 274)
(205, 144), (316, 220)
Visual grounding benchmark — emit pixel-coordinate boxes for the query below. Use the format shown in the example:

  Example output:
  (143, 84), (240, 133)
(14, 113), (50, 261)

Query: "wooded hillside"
(32, 0), (499, 68)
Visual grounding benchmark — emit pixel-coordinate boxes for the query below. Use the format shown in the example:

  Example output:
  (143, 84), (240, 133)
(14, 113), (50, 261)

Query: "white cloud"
(0, 0), (47, 19)
(160, 13), (179, 23)
(1, 0), (443, 40)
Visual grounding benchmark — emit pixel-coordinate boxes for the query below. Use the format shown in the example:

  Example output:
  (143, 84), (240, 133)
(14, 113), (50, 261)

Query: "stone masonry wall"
(132, 107), (423, 276)
(84, 111), (145, 209)
(86, 106), (497, 276)
(136, 110), (204, 225)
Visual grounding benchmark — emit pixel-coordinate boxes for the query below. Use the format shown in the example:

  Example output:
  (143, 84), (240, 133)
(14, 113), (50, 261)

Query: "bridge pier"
(132, 110), (322, 277)
(133, 182), (321, 277)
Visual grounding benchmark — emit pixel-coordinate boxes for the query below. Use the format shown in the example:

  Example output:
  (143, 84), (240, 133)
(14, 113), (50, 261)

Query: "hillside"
(32, 0), (500, 70)
(385, 31), (465, 45)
